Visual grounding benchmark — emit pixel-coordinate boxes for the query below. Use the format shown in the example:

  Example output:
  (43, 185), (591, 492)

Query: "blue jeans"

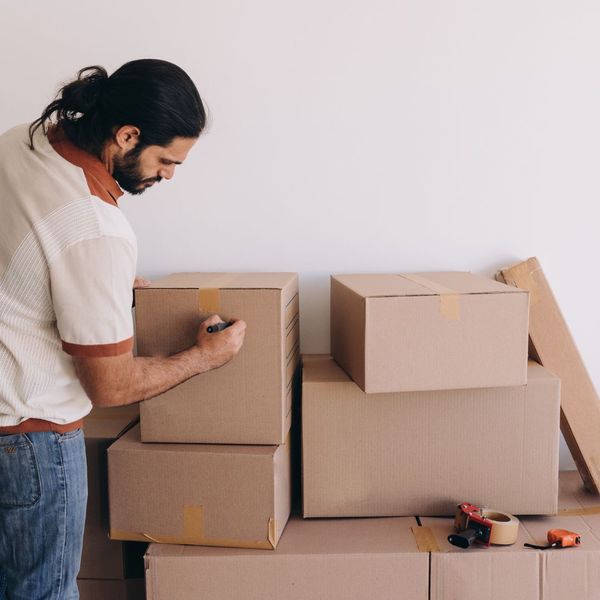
(0, 429), (87, 600)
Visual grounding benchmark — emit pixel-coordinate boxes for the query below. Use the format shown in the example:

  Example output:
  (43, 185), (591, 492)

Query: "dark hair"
(29, 59), (206, 154)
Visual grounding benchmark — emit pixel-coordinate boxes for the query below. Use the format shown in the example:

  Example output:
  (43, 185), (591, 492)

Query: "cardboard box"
(108, 425), (291, 549)
(521, 470), (600, 600)
(81, 411), (146, 580)
(143, 516), (428, 600)
(302, 356), (560, 517)
(426, 471), (600, 600)
(135, 272), (299, 444)
(78, 578), (145, 600)
(498, 257), (600, 494)
(331, 272), (528, 393)
(425, 516), (541, 600)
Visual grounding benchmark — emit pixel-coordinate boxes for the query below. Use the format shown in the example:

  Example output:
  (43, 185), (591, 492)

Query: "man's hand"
(73, 314), (246, 407)
(133, 276), (151, 288)
(194, 314), (247, 370)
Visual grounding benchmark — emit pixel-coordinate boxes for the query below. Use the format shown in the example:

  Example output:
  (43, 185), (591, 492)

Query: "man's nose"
(159, 165), (175, 180)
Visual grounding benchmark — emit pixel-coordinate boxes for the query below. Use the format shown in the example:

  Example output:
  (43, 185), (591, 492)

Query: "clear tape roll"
(482, 509), (520, 545)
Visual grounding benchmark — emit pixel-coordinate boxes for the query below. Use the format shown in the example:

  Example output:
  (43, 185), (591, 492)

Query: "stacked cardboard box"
(302, 271), (561, 516)
(141, 471), (600, 600)
(107, 273), (299, 549)
(423, 471), (600, 599)
(78, 407), (146, 600)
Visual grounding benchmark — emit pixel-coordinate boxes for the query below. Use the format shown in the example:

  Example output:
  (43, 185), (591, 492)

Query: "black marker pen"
(207, 322), (231, 333)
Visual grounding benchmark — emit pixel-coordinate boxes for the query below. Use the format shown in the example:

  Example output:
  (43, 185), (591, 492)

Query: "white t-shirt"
(0, 123), (137, 426)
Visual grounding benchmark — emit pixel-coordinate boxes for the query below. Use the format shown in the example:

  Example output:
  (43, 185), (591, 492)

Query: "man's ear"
(114, 125), (141, 151)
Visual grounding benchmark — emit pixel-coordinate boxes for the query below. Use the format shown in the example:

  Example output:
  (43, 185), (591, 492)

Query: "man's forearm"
(130, 347), (213, 404)
(75, 346), (213, 408)
(74, 316), (246, 408)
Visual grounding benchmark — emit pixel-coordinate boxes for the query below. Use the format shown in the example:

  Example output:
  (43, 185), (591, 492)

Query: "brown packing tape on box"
(111, 505), (277, 549)
(398, 274), (461, 320)
(558, 505), (600, 517)
(412, 526), (440, 552)
(197, 273), (243, 315)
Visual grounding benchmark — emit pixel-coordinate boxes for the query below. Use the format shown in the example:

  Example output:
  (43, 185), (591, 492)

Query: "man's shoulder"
(0, 122), (33, 141)
(0, 123), (54, 165)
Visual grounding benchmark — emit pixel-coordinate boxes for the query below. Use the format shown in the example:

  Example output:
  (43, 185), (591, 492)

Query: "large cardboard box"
(331, 272), (528, 393)
(81, 409), (146, 580)
(135, 272), (299, 444)
(498, 257), (600, 494)
(426, 471), (600, 600)
(78, 578), (145, 600)
(108, 425), (291, 549)
(302, 356), (560, 517)
(143, 516), (428, 600)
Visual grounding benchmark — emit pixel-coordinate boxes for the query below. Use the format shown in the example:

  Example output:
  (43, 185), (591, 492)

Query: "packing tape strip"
(111, 506), (277, 549)
(481, 509), (520, 545)
(198, 288), (220, 314)
(411, 526), (440, 552)
(197, 273), (245, 315)
(398, 273), (461, 321)
(558, 505), (600, 517)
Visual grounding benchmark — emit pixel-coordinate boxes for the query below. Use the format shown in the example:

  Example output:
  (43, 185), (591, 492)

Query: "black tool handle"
(448, 528), (478, 549)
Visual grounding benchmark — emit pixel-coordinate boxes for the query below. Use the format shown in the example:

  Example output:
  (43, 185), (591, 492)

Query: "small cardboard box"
(135, 272), (299, 444)
(108, 425), (291, 549)
(81, 409), (145, 580)
(331, 272), (528, 393)
(302, 356), (560, 517)
(143, 516), (428, 600)
(77, 578), (145, 600)
(426, 471), (600, 600)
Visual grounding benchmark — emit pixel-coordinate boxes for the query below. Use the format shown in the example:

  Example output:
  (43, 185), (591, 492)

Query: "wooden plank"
(497, 257), (600, 494)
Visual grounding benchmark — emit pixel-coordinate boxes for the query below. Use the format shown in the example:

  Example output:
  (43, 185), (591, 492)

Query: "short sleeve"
(49, 235), (137, 357)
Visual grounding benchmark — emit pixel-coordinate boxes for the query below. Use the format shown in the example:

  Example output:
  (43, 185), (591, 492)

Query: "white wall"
(2, 1), (599, 469)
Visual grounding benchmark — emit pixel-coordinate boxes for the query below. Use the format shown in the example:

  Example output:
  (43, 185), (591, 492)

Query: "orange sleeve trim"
(62, 337), (134, 358)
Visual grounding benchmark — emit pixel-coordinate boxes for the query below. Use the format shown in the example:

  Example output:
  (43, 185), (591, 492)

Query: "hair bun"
(60, 65), (109, 115)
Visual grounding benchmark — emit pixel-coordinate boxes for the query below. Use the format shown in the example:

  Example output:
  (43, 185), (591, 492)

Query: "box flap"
(333, 272), (524, 298)
(144, 272), (297, 290)
(110, 424), (279, 457)
(302, 355), (351, 384)
(84, 411), (139, 440)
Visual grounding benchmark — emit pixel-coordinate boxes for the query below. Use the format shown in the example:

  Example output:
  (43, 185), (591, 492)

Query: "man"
(0, 59), (246, 599)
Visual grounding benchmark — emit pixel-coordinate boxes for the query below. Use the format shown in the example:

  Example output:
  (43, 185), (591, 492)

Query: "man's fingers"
(201, 314), (224, 327)
(133, 276), (151, 289)
(228, 319), (247, 332)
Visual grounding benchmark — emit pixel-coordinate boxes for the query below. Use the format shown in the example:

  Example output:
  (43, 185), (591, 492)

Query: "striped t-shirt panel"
(0, 123), (137, 426)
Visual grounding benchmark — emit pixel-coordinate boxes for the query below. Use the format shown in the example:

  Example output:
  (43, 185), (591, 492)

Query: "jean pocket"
(55, 428), (83, 443)
(0, 434), (41, 508)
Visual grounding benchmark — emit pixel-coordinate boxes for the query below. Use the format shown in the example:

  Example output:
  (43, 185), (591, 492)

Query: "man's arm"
(73, 314), (246, 407)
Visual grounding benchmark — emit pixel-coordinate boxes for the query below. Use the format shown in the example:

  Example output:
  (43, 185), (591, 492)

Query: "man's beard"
(113, 147), (162, 195)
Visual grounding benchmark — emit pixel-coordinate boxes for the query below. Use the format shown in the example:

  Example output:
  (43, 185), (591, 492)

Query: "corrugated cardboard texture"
(521, 471), (600, 600)
(144, 516), (428, 600)
(77, 578), (145, 600)
(108, 425), (291, 549)
(498, 257), (600, 494)
(302, 356), (559, 517)
(426, 517), (540, 600)
(80, 413), (145, 580)
(331, 272), (529, 393)
(428, 471), (600, 600)
(135, 272), (299, 444)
